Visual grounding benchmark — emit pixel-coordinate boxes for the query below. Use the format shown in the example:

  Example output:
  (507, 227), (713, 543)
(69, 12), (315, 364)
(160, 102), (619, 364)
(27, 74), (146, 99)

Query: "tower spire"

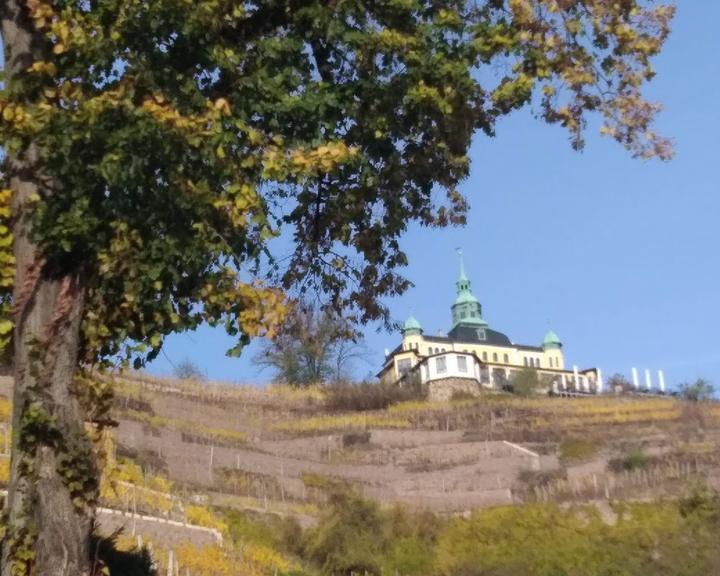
(451, 248), (487, 328)
(457, 247), (468, 283)
(456, 247), (470, 292)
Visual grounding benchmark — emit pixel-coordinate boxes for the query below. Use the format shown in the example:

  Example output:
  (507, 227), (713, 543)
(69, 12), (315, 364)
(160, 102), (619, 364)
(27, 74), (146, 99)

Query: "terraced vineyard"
(1, 374), (719, 575)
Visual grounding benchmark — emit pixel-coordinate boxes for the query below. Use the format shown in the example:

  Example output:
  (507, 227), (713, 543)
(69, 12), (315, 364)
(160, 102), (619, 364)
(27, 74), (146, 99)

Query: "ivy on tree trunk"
(2, 4), (95, 575)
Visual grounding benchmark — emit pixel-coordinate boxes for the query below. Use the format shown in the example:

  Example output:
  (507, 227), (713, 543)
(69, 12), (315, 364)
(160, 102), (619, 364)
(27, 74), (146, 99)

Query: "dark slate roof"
(515, 344), (544, 352)
(447, 325), (513, 347)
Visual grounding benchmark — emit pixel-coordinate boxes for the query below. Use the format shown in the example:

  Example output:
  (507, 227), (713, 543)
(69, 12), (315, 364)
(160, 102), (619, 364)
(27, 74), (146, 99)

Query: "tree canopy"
(0, 0), (674, 367)
(253, 300), (368, 386)
(0, 0), (674, 573)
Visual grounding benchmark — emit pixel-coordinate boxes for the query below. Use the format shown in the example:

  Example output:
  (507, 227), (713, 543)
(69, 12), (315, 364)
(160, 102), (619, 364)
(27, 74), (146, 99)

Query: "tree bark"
(1, 2), (93, 575)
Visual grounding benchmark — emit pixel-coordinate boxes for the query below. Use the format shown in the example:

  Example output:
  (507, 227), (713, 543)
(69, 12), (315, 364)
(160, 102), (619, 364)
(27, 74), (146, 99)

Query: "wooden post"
(167, 550), (174, 576)
(132, 486), (137, 536)
(280, 463), (286, 503)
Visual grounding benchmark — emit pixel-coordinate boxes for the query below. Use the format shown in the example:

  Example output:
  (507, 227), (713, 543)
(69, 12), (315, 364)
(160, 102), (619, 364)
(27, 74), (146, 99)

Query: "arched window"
(523, 357), (528, 366)
(493, 352), (498, 362)
(482, 351), (487, 361)
(504, 354), (509, 363)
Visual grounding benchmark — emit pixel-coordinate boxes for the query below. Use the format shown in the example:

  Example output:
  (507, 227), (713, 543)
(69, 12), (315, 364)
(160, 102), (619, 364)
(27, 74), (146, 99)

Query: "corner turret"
(543, 330), (562, 350)
(402, 315), (423, 337)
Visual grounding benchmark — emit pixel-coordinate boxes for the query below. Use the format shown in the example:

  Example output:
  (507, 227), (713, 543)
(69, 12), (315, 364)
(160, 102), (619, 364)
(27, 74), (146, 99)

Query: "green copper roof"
(543, 330), (562, 346)
(403, 315), (422, 332)
(455, 291), (479, 305)
(452, 314), (488, 328)
(451, 248), (487, 328)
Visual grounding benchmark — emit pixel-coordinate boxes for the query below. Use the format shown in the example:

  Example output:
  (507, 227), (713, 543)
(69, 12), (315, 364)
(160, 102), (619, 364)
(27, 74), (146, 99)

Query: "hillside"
(1, 374), (720, 575)
(102, 373), (720, 511)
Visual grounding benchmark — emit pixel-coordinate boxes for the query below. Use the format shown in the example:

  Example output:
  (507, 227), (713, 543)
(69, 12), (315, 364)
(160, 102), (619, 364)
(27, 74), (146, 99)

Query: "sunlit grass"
(273, 412), (411, 433)
(117, 409), (248, 446)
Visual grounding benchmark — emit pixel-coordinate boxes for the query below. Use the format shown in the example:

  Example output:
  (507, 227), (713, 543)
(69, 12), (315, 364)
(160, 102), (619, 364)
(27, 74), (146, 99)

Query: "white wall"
(423, 352), (480, 383)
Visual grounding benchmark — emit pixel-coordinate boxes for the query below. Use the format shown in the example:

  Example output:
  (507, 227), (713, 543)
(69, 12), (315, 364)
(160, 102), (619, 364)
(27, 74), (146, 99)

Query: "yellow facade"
(398, 333), (564, 371)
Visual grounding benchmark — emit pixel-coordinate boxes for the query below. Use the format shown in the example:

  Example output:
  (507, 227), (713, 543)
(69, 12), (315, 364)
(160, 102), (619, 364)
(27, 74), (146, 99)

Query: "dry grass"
(109, 370), (325, 406)
(116, 409), (248, 447)
(272, 412), (412, 434)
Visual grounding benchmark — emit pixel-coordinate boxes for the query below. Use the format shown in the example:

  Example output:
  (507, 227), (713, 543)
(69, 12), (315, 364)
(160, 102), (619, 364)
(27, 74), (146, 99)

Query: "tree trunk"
(1, 3), (94, 575)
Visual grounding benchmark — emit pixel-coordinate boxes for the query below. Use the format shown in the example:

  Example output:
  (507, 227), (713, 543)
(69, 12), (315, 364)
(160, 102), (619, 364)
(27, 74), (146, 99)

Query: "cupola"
(542, 330), (562, 350)
(402, 315), (423, 336)
(451, 249), (488, 328)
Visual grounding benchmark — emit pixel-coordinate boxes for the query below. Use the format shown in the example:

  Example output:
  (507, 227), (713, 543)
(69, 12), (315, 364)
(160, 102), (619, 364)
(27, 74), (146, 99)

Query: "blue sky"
(150, 3), (720, 390)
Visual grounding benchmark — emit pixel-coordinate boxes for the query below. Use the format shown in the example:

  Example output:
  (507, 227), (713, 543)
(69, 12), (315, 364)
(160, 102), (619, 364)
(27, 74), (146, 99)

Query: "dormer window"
(476, 328), (486, 341)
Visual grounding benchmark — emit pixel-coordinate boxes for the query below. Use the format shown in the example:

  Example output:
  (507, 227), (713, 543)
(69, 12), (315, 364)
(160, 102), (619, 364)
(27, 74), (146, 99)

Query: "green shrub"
(301, 472), (351, 493)
(450, 389), (476, 402)
(222, 508), (278, 548)
(303, 491), (387, 576)
(324, 381), (423, 412)
(342, 431), (371, 448)
(382, 536), (434, 576)
(608, 447), (653, 473)
(294, 491), (720, 576)
(433, 502), (714, 576)
(517, 468), (567, 488)
(679, 378), (714, 402)
(221, 508), (304, 558)
(510, 368), (541, 397)
(559, 438), (597, 462)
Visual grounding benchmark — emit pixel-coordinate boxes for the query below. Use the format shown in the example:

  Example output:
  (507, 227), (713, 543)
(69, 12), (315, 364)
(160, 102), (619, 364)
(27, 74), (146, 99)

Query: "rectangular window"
(436, 357), (447, 374)
(397, 359), (412, 376)
(457, 356), (468, 372)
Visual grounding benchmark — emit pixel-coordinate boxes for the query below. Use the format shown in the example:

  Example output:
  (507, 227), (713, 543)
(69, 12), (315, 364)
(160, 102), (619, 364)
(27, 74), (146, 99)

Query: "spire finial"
(456, 247), (468, 282)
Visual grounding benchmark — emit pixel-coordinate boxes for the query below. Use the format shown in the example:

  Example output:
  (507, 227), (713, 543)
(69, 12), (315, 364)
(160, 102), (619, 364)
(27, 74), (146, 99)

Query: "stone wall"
(428, 377), (482, 402)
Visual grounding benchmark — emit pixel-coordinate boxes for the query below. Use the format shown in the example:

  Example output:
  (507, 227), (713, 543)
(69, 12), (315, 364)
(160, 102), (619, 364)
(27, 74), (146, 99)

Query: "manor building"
(378, 255), (601, 400)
